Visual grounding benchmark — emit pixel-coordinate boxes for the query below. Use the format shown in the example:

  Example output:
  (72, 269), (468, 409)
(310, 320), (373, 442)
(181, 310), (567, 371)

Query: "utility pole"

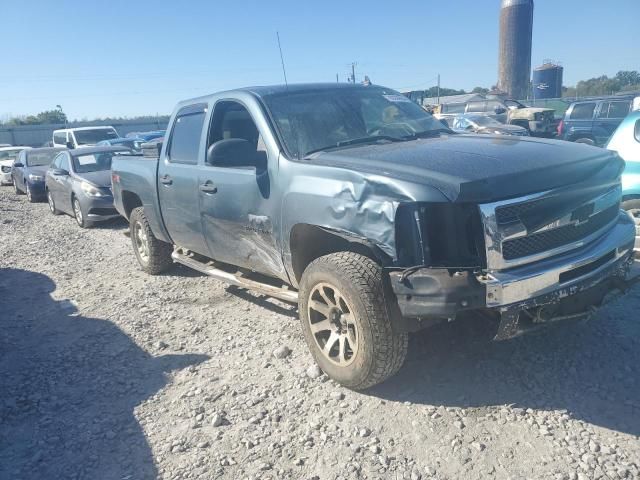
(437, 74), (441, 104)
(350, 62), (357, 83)
(336, 73), (339, 83)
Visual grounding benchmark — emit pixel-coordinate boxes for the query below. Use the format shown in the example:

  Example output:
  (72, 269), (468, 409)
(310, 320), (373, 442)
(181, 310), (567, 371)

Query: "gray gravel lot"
(1, 186), (639, 480)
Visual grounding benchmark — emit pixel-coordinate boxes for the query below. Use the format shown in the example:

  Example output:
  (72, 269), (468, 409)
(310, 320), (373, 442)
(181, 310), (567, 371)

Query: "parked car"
(45, 146), (128, 228)
(125, 130), (165, 142)
(52, 127), (119, 149)
(0, 146), (31, 185)
(451, 114), (529, 136)
(606, 110), (640, 252)
(436, 99), (556, 137)
(110, 83), (637, 389)
(97, 137), (142, 153)
(12, 147), (66, 202)
(558, 95), (638, 146)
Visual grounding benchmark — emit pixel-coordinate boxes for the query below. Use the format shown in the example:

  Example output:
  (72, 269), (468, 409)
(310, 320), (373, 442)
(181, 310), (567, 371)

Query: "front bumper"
(0, 171), (13, 185)
(391, 212), (636, 320)
(80, 194), (120, 221)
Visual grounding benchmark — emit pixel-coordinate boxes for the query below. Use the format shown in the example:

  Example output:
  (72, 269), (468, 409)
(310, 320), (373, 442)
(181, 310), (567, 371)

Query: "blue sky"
(1, 0), (637, 120)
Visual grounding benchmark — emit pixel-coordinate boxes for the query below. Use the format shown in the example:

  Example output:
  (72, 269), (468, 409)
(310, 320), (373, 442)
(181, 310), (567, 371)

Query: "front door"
(199, 100), (282, 278)
(157, 103), (209, 255)
(50, 152), (73, 213)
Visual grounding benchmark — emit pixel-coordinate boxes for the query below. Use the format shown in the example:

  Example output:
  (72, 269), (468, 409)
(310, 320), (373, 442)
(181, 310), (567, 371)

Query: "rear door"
(594, 100), (631, 146)
(157, 103), (209, 255)
(566, 102), (596, 141)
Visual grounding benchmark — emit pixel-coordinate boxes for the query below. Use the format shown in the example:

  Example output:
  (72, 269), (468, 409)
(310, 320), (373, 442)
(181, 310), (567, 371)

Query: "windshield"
(72, 152), (114, 173)
(263, 87), (448, 158)
(26, 150), (60, 166)
(74, 129), (118, 145)
(468, 116), (502, 127)
(0, 149), (25, 162)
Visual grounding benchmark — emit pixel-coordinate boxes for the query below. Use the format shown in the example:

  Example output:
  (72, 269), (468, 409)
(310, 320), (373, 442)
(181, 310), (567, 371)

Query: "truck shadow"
(367, 296), (640, 437)
(0, 268), (208, 479)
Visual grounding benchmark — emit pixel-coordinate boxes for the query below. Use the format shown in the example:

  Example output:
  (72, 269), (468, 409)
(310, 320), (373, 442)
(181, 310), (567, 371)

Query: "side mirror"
(66, 141), (75, 149)
(51, 168), (69, 176)
(206, 138), (262, 168)
(13, 162), (24, 168)
(494, 107), (507, 115)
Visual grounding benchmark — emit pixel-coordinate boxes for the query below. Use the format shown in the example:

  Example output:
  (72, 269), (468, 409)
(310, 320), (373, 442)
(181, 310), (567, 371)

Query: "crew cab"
(112, 83), (637, 389)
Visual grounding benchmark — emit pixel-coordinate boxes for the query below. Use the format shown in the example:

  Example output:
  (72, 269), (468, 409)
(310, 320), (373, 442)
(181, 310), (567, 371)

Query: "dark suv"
(558, 96), (637, 146)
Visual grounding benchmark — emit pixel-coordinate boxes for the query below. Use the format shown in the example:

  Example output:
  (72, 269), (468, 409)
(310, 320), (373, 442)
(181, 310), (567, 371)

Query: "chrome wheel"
(73, 199), (83, 226)
(26, 184), (32, 202)
(307, 282), (358, 366)
(47, 191), (55, 213)
(134, 221), (150, 263)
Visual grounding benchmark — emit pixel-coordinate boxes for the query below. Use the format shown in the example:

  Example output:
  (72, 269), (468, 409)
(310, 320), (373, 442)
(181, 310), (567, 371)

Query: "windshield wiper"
(401, 128), (452, 140)
(303, 135), (404, 157)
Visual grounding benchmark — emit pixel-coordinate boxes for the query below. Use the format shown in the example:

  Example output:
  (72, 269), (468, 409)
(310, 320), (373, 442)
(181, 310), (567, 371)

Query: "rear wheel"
(47, 190), (62, 215)
(298, 252), (408, 390)
(73, 196), (92, 228)
(129, 206), (173, 274)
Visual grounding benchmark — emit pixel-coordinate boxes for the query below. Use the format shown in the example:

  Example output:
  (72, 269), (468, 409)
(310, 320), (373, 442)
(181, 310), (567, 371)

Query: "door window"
(167, 104), (207, 164)
(601, 101), (630, 119)
(53, 132), (67, 145)
(58, 153), (70, 172)
(569, 103), (596, 119)
(207, 101), (264, 168)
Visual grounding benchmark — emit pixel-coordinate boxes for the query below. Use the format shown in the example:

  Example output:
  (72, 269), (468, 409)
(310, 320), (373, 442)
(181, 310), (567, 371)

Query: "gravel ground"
(1, 185), (639, 480)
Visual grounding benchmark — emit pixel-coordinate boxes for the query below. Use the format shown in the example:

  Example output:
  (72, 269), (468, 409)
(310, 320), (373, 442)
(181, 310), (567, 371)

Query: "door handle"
(199, 182), (218, 194)
(160, 175), (173, 185)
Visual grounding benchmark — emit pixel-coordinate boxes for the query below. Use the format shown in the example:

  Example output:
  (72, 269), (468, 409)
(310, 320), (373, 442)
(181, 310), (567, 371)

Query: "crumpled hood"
(309, 134), (624, 203)
(76, 170), (112, 189)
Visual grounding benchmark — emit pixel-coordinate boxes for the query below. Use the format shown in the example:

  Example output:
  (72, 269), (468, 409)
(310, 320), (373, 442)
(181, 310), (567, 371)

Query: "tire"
(129, 206), (173, 275)
(574, 137), (595, 146)
(14, 179), (23, 195)
(622, 199), (640, 253)
(26, 184), (37, 203)
(73, 196), (92, 228)
(298, 252), (408, 390)
(47, 189), (62, 215)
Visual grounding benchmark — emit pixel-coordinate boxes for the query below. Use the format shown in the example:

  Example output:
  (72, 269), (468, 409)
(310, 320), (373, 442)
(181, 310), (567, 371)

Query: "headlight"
(1, 166), (11, 173)
(28, 174), (44, 181)
(81, 181), (106, 197)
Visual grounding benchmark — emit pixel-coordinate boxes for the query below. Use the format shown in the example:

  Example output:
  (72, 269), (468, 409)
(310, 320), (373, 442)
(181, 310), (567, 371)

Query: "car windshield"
(74, 129), (118, 145)
(468, 116), (501, 127)
(263, 87), (449, 158)
(0, 149), (24, 162)
(72, 152), (114, 173)
(26, 151), (59, 166)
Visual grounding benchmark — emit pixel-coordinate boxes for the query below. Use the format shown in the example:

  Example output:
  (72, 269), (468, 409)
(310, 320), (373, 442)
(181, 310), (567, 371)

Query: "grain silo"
(498, 0), (534, 99)
(533, 62), (563, 99)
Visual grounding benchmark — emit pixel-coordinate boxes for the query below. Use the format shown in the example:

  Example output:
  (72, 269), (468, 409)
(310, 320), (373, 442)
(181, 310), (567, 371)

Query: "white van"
(52, 127), (118, 149)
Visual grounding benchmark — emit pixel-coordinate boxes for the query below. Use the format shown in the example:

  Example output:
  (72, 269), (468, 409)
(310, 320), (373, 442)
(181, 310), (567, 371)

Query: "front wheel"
(26, 184), (37, 203)
(14, 179), (23, 195)
(574, 137), (595, 146)
(298, 252), (408, 390)
(622, 199), (640, 255)
(129, 207), (173, 275)
(47, 190), (62, 215)
(73, 197), (92, 228)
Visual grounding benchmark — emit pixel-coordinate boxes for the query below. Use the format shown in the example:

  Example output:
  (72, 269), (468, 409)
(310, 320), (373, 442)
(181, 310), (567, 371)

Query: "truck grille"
(479, 185), (622, 270)
(502, 204), (620, 260)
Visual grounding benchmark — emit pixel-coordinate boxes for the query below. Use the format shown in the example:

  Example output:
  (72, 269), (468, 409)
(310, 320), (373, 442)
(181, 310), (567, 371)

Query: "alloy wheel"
(47, 191), (55, 213)
(26, 184), (32, 202)
(73, 199), (83, 226)
(134, 221), (150, 263)
(307, 282), (359, 366)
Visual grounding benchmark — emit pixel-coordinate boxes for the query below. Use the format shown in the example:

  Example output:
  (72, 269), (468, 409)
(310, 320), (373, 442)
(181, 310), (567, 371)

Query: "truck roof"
(53, 126), (116, 133)
(176, 83), (379, 107)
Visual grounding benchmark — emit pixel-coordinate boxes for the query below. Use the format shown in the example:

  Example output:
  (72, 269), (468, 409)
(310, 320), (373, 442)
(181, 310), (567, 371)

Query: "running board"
(171, 249), (298, 304)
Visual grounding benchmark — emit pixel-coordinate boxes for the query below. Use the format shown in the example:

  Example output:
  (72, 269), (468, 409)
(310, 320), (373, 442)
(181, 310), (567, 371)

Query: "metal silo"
(533, 62), (563, 99)
(498, 0), (534, 99)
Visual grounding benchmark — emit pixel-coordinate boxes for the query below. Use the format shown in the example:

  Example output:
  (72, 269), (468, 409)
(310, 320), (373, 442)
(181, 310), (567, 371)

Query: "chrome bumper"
(479, 211), (636, 309)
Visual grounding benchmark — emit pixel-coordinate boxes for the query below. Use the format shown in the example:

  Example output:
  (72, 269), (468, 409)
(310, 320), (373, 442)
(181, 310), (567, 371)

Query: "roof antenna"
(276, 31), (288, 88)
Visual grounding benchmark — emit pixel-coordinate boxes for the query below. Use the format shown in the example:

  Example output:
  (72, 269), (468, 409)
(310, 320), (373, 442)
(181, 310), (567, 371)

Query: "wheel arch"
(121, 190), (143, 220)
(289, 223), (391, 286)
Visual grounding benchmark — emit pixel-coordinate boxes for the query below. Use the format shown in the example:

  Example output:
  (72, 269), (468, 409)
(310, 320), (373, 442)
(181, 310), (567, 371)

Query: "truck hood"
(309, 135), (623, 203)
(77, 170), (112, 188)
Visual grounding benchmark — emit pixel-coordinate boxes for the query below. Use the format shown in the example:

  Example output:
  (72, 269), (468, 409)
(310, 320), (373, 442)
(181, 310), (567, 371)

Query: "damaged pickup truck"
(112, 83), (637, 389)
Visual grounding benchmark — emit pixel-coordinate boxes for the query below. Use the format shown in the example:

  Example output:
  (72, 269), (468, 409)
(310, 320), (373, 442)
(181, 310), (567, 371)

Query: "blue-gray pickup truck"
(112, 83), (637, 389)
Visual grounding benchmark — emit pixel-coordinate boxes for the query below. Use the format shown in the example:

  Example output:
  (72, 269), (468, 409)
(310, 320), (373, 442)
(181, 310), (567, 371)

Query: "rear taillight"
(557, 120), (564, 137)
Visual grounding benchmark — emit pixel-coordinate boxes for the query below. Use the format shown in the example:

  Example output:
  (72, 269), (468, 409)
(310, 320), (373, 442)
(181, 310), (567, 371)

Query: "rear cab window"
(569, 103), (596, 120)
(167, 104), (207, 164)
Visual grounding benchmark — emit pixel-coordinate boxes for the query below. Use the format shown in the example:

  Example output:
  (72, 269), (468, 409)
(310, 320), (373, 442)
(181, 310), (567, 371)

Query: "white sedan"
(0, 146), (31, 185)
